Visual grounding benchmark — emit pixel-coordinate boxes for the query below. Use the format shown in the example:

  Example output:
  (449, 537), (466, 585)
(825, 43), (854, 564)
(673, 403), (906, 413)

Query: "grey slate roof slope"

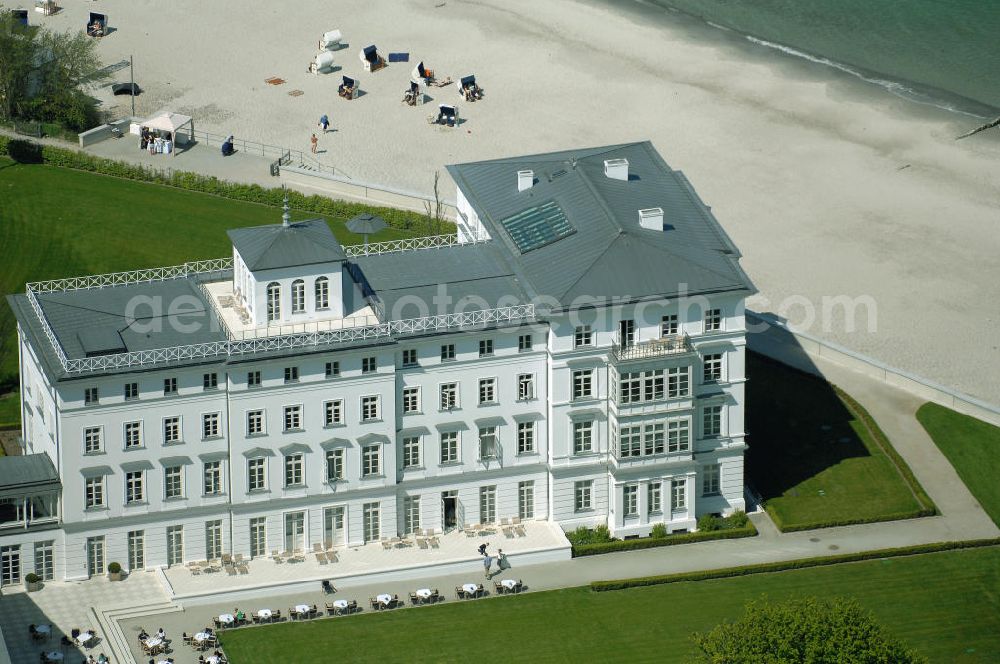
(0, 453), (60, 492)
(446, 142), (755, 306)
(227, 219), (347, 271)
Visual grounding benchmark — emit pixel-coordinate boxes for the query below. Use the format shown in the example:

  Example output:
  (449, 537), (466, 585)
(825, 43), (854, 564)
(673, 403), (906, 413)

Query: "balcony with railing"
(612, 334), (693, 363)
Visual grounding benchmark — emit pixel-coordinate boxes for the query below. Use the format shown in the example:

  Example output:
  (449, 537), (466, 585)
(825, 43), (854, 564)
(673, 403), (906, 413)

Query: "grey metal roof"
(228, 219), (347, 271)
(0, 454), (60, 491)
(446, 141), (755, 305)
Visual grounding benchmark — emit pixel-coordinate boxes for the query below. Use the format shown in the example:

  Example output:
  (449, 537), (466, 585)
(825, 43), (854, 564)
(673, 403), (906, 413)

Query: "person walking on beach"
(318, 114), (330, 133)
(310, 133), (318, 153)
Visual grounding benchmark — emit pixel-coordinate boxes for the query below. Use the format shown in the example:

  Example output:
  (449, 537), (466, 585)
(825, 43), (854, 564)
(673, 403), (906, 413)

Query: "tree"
(423, 170), (446, 235)
(691, 596), (926, 664)
(0, 10), (40, 121)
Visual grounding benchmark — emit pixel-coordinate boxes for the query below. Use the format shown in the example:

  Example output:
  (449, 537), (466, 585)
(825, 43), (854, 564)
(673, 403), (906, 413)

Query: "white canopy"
(140, 111), (194, 152)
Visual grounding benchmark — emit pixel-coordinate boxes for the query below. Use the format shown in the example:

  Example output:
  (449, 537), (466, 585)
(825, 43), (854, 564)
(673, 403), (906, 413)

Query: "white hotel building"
(2, 142), (753, 583)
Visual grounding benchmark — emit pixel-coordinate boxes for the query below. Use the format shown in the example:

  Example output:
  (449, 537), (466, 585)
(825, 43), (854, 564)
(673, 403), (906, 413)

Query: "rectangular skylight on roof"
(500, 200), (575, 253)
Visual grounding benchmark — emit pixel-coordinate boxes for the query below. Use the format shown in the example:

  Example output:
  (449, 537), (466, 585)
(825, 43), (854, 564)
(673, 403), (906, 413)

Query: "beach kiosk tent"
(139, 112), (194, 153)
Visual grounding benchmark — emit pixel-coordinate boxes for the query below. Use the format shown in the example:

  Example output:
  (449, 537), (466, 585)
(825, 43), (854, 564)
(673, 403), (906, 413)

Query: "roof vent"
(604, 158), (629, 181)
(638, 207), (664, 230)
(517, 170), (534, 192)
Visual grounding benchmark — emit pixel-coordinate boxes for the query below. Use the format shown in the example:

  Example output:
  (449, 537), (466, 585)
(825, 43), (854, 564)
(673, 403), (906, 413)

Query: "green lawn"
(219, 547), (1000, 663)
(0, 391), (19, 430)
(746, 352), (933, 530)
(917, 402), (1000, 528)
(0, 158), (421, 393)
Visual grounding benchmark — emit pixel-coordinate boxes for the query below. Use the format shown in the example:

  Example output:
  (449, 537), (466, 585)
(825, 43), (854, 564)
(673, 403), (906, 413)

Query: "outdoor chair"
(237, 563), (249, 575)
(409, 592), (419, 605)
(226, 566), (237, 576)
(272, 610), (282, 621)
(495, 581), (504, 594)
(288, 608), (295, 621)
(316, 552), (328, 564)
(347, 600), (358, 614)
(455, 586), (465, 600)
(370, 597), (379, 611)
(313, 543), (323, 553)
(191, 566), (202, 575)
(325, 602), (336, 616)
(511, 517), (521, 525)
(477, 584), (485, 597)
(515, 525), (526, 537)
(381, 538), (392, 550)
(417, 539), (429, 550)
(251, 615), (260, 625)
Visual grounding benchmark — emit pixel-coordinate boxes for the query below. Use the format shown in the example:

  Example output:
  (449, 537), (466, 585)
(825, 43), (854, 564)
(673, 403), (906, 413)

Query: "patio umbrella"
(346, 213), (387, 247)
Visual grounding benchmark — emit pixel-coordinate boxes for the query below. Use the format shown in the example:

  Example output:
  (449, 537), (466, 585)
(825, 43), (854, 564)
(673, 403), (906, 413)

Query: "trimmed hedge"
(770, 508), (936, 533)
(0, 136), (439, 232)
(573, 522), (757, 557)
(590, 537), (1000, 591)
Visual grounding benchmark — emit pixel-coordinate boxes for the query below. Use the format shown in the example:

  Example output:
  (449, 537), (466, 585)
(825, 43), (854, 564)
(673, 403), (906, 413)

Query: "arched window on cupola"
(266, 282), (281, 322)
(315, 276), (330, 310)
(291, 279), (306, 314)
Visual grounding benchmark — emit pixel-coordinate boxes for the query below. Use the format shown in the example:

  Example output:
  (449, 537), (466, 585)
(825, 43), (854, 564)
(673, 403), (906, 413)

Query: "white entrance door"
(324, 507), (346, 547)
(86, 537), (105, 578)
(284, 511), (305, 552)
(0, 546), (20, 586)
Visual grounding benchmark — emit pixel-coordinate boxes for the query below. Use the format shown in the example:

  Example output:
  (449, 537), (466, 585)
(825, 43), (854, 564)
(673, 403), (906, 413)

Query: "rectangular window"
(247, 371), (262, 388)
(661, 314), (678, 337)
(478, 427), (498, 460)
(667, 366), (690, 398)
(283, 405), (302, 431)
(668, 419), (691, 452)
(291, 280), (305, 313)
(573, 420), (594, 455)
(86, 537), (104, 578)
(619, 319), (635, 347)
(85, 476), (104, 508)
(517, 374), (534, 400)
(643, 423), (665, 456)
(403, 496), (421, 534)
(704, 308), (722, 332)
(34, 541), (54, 580)
(166, 525), (183, 566)
(402, 436), (421, 468)
(478, 378), (496, 404)
(284, 366), (299, 383)
(249, 517), (267, 558)
(247, 410), (264, 436)
(704, 353), (723, 382)
(402, 387), (420, 414)
(325, 361), (340, 378)
(479, 485), (497, 523)
(125, 471), (144, 504)
(619, 425), (642, 458)
(440, 382), (459, 410)
(123, 421), (142, 449)
(574, 325), (593, 348)
(648, 482), (661, 514)
(316, 278), (330, 310)
(284, 453), (304, 487)
(363, 502), (380, 542)
(703, 464), (721, 496)
(203, 461), (222, 495)
(517, 421), (535, 454)
(518, 334), (532, 352)
(164, 466), (183, 499)
(518, 481), (534, 519)
(574, 480), (592, 512)
(205, 520), (223, 560)
(203, 372), (218, 390)
(362, 444), (381, 476)
(247, 458), (266, 491)
(326, 449), (345, 481)
(361, 395), (380, 421)
(202, 412), (220, 439)
(623, 483), (638, 517)
(441, 344), (456, 361)
(84, 426), (102, 454)
(671, 479), (687, 510)
(572, 369), (593, 400)
(440, 431), (458, 464)
(703, 405), (722, 437)
(163, 378), (177, 396)
(479, 339), (494, 357)
(324, 400), (344, 426)
(362, 356), (377, 374)
(402, 349), (418, 367)
(84, 387), (99, 405)
(124, 382), (138, 400)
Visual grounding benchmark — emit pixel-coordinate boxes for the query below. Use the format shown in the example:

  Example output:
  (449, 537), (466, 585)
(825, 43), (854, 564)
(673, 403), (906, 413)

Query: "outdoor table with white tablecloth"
(415, 588), (433, 599)
(44, 654), (63, 662)
(501, 579), (517, 590)
(462, 583), (478, 595)
(332, 599), (349, 610)
(35, 624), (51, 636)
(376, 593), (393, 605)
(257, 609), (272, 620)
(295, 603), (310, 614)
(194, 631), (212, 643)
(76, 631), (94, 645)
(218, 613), (235, 625)
(144, 635), (163, 649)
(206, 657), (221, 664)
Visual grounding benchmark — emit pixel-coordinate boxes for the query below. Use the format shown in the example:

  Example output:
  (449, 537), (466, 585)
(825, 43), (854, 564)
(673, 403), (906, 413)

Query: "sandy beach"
(34, 0), (1000, 402)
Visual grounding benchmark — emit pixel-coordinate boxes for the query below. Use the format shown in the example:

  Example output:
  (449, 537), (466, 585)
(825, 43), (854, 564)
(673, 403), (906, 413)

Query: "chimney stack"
(517, 169), (534, 192)
(604, 158), (629, 181)
(638, 207), (664, 230)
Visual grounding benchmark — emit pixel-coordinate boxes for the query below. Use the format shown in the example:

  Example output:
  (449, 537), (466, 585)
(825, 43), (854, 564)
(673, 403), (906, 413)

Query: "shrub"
(107, 561), (122, 574)
(25, 573), (40, 584)
(725, 510), (749, 529)
(573, 523), (756, 557)
(697, 514), (722, 532)
(566, 524), (614, 546)
(650, 523), (668, 539)
(7, 139), (43, 164)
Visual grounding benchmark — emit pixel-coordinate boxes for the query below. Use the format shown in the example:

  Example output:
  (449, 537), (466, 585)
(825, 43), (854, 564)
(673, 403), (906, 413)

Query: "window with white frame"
(402, 436), (421, 468)
(326, 449), (344, 481)
(324, 400), (344, 426)
(247, 458), (266, 491)
(623, 483), (638, 517)
(124, 382), (138, 400)
(362, 356), (377, 374)
(363, 502), (380, 542)
(518, 481), (534, 519)
(205, 520), (223, 560)
(247, 370), (262, 388)
(163, 377), (177, 395)
(84, 426), (102, 454)
(402, 387), (420, 414)
(34, 541), (54, 581)
(572, 369), (594, 400)
(203, 372), (218, 390)
(667, 366), (690, 398)
(247, 410), (264, 436)
(440, 431), (458, 464)
(479, 485), (497, 523)
(703, 405), (722, 437)
(518, 334), (532, 352)
(284, 366), (299, 383)
(284, 405), (302, 431)
(403, 496), (421, 534)
(671, 479), (686, 510)
(84, 386), (99, 405)
(643, 423), (665, 455)
(123, 421), (142, 449)
(574, 325), (593, 348)
(619, 319), (635, 347)
(441, 344), (455, 361)
(402, 349), (418, 367)
(315, 277), (330, 310)
(284, 453), (304, 487)
(619, 369), (664, 404)
(703, 464), (721, 496)
(574, 480), (592, 512)
(127, 531), (144, 571)
(202, 412), (220, 439)
(166, 525), (183, 566)
(517, 421), (535, 454)
(250, 517), (267, 558)
(668, 419), (691, 452)
(648, 482), (661, 514)
(478, 378), (496, 404)
(440, 382), (459, 410)
(479, 427), (498, 460)
(164, 466), (183, 499)
(479, 339), (494, 357)
(361, 395), (380, 421)
(204, 461), (222, 495)
(266, 282), (281, 321)
(85, 476), (104, 508)
(362, 444), (381, 476)
(703, 353), (723, 382)
(291, 279), (305, 313)
(661, 314), (678, 337)
(704, 308), (722, 332)
(619, 425), (642, 458)
(517, 374), (534, 400)
(325, 361), (340, 378)
(125, 471), (144, 504)
(573, 420), (594, 455)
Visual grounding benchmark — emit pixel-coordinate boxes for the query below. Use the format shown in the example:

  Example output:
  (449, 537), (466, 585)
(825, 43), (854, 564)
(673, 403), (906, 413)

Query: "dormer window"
(291, 279), (305, 314)
(266, 282), (281, 322)
(315, 277), (330, 310)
